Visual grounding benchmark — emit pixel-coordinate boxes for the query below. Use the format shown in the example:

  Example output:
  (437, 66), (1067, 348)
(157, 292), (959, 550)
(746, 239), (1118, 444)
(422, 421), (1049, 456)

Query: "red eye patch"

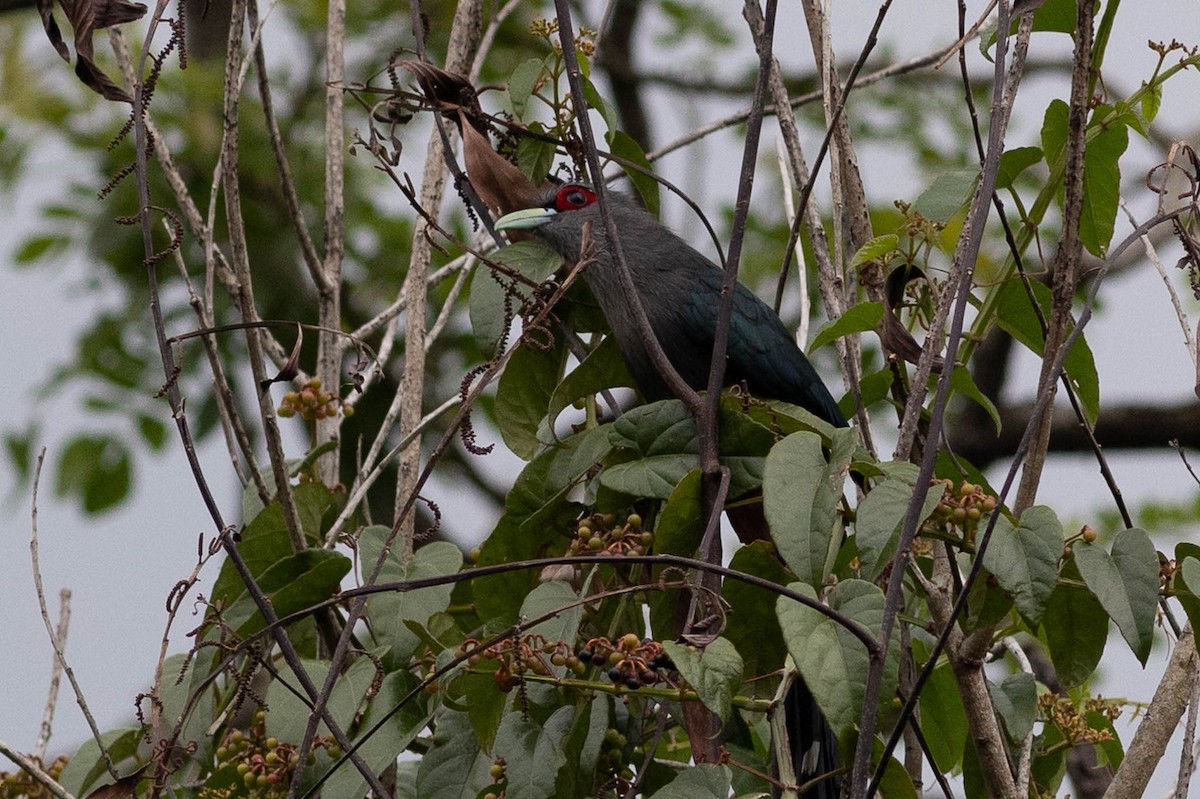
(553, 184), (597, 212)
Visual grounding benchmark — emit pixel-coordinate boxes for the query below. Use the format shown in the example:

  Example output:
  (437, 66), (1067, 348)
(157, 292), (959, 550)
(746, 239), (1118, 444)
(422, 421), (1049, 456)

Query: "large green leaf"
(508, 58), (545, 120)
(496, 337), (567, 460)
(663, 638), (743, 722)
(912, 168), (979, 222)
(469, 241), (563, 354)
(543, 335), (635, 437)
(1078, 105), (1130, 257)
(415, 708), (493, 799)
(917, 656), (967, 771)
(359, 533), (463, 661)
(607, 128), (660, 216)
(855, 472), (945, 581)
(989, 672), (1036, 744)
(223, 548), (351, 636)
(981, 505), (1062, 625)
(54, 433), (131, 513)
(520, 580), (582, 652)
(646, 765), (732, 799)
(809, 302), (885, 352)
(1041, 559), (1108, 688)
(495, 706), (575, 799)
(776, 579), (893, 735)
(1042, 99), (1132, 256)
(1073, 527), (1159, 664)
(762, 428), (855, 587)
(323, 670), (435, 799)
(994, 278), (1100, 423)
(602, 400), (775, 499)
(723, 543), (791, 699)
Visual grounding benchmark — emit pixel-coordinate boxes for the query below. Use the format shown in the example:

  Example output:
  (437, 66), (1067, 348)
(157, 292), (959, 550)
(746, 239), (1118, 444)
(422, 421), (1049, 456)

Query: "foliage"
(3, 0), (1200, 798)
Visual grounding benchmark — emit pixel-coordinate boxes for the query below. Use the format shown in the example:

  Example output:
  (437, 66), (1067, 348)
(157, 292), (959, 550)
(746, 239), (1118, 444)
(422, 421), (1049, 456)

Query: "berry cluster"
(277, 378), (352, 421)
(567, 512), (653, 557)
(1037, 693), (1120, 745)
(0, 754), (68, 799)
(458, 634), (579, 692)
(481, 757), (506, 799)
(598, 727), (634, 782)
(926, 479), (998, 541)
(576, 634), (673, 690)
(206, 710), (339, 796)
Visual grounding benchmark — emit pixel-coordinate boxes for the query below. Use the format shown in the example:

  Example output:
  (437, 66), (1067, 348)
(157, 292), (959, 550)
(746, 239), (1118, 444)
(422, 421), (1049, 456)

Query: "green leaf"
(223, 548), (351, 635)
(648, 469), (705, 638)
(55, 434), (132, 514)
(918, 657), (967, 771)
(1073, 527), (1159, 664)
(520, 580), (582, 651)
(416, 708), (492, 799)
(517, 122), (557, 182)
(849, 234), (899, 271)
(994, 278), (1100, 423)
(912, 169), (979, 223)
(137, 412), (167, 450)
(1041, 558), (1108, 688)
(996, 146), (1043, 190)
(602, 400), (774, 499)
(949, 363), (1002, 433)
(1173, 547), (1200, 635)
(470, 241), (563, 355)
(495, 706), (575, 799)
(1030, 0), (1077, 33)
(583, 77), (617, 130)
(646, 764), (732, 799)
(722, 543), (791, 699)
(1078, 106), (1129, 257)
(475, 426), (613, 620)
(981, 505), (1062, 624)
(1141, 82), (1162, 125)
(809, 302), (885, 352)
(58, 728), (143, 797)
(497, 338), (567, 459)
(1041, 99), (1069, 166)
(855, 475), (945, 581)
(606, 129), (660, 216)
(544, 335), (635, 437)
(14, 233), (69, 265)
(508, 58), (545, 120)
(323, 670), (434, 799)
(776, 579), (894, 736)
(846, 366), (895, 417)
(663, 638), (743, 722)
(989, 672), (1036, 744)
(763, 428), (856, 588)
(359, 533), (463, 661)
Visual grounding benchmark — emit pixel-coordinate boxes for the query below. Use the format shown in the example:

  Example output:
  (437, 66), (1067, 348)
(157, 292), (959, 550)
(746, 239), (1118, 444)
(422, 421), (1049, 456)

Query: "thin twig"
(0, 741), (72, 799)
(34, 588), (70, 762)
(29, 448), (118, 781)
(858, 4), (1034, 797)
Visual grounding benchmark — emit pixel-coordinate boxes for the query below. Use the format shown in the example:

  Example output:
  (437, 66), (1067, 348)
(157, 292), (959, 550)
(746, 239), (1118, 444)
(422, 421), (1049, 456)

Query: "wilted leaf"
(38, 0), (147, 102)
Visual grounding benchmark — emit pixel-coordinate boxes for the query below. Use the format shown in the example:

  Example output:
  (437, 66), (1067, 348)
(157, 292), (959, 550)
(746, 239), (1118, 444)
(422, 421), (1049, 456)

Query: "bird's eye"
(554, 185), (596, 212)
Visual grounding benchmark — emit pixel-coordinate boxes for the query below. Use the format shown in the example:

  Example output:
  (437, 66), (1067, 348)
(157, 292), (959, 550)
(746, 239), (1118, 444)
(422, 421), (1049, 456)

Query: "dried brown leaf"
(40, 0), (148, 103)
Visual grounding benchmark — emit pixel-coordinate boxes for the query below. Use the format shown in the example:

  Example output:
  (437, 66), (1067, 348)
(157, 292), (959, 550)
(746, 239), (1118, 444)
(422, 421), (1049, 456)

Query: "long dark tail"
(778, 679), (840, 798)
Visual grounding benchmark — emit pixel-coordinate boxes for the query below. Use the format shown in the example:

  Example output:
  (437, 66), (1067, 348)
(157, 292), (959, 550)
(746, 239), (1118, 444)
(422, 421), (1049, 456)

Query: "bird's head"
(495, 183), (619, 258)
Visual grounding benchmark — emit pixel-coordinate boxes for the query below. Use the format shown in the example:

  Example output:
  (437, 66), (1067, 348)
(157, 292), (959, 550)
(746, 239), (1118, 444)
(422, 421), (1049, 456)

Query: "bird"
(496, 183), (844, 799)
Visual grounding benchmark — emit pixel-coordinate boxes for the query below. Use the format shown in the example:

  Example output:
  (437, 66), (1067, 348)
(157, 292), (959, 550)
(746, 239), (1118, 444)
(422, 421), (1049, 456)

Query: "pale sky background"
(2, 0), (1199, 794)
